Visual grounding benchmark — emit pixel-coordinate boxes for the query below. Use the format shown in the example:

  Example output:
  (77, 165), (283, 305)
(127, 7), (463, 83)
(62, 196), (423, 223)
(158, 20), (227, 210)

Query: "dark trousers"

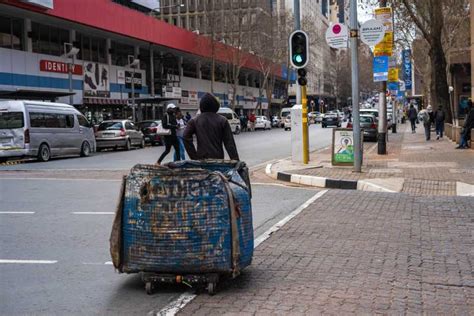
(424, 124), (431, 140)
(410, 119), (417, 132)
(158, 136), (180, 164)
(435, 121), (444, 138)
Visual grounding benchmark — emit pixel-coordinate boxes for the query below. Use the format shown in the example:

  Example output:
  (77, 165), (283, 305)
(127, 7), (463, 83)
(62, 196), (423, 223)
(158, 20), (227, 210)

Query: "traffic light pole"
(378, 0), (388, 155)
(349, 0), (362, 172)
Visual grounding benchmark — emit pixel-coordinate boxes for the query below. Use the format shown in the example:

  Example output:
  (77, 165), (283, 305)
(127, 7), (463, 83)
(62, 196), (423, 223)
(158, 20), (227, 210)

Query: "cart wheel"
(145, 282), (153, 295)
(207, 282), (216, 295)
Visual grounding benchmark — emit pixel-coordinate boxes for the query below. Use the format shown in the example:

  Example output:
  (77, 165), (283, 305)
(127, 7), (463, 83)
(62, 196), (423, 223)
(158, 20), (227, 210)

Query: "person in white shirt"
(174, 107), (186, 161)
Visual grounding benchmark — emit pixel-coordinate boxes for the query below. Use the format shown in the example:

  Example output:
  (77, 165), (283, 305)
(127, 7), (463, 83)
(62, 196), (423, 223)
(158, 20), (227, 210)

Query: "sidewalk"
(267, 124), (474, 196)
(179, 190), (474, 315)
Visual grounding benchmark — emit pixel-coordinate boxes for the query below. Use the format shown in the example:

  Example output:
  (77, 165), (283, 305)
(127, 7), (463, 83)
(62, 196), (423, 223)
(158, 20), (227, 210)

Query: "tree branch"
(400, 0), (433, 45)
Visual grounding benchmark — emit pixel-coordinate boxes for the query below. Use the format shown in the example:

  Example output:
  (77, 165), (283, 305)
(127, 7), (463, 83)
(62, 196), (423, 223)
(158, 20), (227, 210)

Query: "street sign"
(325, 23), (349, 49)
(374, 7), (393, 57)
(402, 50), (412, 90)
(373, 56), (389, 82)
(360, 19), (385, 46)
(388, 68), (399, 82)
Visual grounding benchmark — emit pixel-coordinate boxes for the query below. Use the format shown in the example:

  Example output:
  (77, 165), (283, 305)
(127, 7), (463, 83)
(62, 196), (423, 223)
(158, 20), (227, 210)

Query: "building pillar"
(24, 19), (32, 52)
(150, 47), (155, 96)
(197, 61), (202, 79)
(69, 29), (76, 44)
(471, 0), (474, 101)
(106, 38), (112, 65)
(179, 56), (184, 80)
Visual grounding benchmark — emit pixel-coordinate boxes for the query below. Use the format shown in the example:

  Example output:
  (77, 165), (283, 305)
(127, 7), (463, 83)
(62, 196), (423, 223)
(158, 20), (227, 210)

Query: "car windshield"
(361, 111), (378, 117)
(0, 112), (24, 129)
(218, 112), (233, 120)
(98, 121), (123, 131)
(360, 116), (373, 123)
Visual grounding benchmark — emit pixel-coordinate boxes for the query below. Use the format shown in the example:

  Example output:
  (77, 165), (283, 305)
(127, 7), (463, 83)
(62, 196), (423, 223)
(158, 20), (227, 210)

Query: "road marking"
(251, 182), (315, 190)
(0, 259), (57, 264)
(72, 212), (115, 215)
(0, 211), (35, 214)
(0, 177), (121, 182)
(155, 189), (328, 316)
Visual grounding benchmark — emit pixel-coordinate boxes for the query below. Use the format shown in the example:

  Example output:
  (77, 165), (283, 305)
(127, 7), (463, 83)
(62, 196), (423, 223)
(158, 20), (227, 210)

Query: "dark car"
(347, 114), (378, 141)
(137, 120), (163, 146)
(321, 113), (341, 128)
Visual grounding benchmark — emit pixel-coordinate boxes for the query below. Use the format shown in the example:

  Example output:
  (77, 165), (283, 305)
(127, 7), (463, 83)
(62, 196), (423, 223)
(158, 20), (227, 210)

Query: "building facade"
(0, 0), (284, 123)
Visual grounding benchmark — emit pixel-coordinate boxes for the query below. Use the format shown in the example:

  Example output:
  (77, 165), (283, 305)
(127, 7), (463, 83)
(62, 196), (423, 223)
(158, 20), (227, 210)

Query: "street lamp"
(127, 55), (140, 122)
(63, 43), (80, 106)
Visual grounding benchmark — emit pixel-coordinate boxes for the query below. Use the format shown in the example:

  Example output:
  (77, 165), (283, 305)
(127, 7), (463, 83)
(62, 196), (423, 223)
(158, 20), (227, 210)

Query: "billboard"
(83, 62), (110, 98)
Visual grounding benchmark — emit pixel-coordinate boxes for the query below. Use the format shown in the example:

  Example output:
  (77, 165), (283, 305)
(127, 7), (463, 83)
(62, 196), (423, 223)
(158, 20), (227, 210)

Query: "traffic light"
(289, 30), (309, 69)
(297, 68), (307, 86)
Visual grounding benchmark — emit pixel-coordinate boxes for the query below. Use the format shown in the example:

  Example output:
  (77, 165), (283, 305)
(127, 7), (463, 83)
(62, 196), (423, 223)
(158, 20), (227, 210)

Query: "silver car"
(95, 120), (145, 151)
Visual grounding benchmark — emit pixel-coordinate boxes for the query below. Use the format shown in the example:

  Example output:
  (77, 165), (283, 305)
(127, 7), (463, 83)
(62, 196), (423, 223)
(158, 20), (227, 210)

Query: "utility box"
(291, 104), (303, 163)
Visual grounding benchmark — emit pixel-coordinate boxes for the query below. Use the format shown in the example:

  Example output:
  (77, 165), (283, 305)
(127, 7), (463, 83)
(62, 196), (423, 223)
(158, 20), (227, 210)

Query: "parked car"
(284, 115), (291, 131)
(360, 108), (379, 120)
(347, 114), (378, 141)
(309, 111), (322, 124)
(321, 112), (341, 128)
(0, 100), (95, 162)
(271, 116), (280, 127)
(137, 120), (163, 146)
(255, 116), (272, 130)
(279, 107), (292, 127)
(95, 120), (145, 151)
(217, 108), (241, 134)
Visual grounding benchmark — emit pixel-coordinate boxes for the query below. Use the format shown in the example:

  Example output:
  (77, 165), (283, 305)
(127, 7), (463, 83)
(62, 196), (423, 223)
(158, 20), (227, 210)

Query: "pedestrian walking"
(420, 105), (433, 141)
(240, 114), (248, 132)
(248, 112), (256, 132)
(156, 104), (181, 165)
(434, 106), (445, 140)
(185, 111), (192, 122)
(174, 107), (186, 161)
(408, 104), (418, 133)
(456, 100), (474, 149)
(183, 93), (239, 160)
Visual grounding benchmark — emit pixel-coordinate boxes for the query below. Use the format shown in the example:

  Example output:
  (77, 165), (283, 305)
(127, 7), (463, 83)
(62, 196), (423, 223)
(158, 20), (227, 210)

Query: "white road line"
(0, 259), (57, 264)
(251, 182), (315, 190)
(155, 189), (328, 316)
(0, 177), (121, 182)
(0, 211), (35, 214)
(104, 261), (113, 265)
(72, 212), (115, 215)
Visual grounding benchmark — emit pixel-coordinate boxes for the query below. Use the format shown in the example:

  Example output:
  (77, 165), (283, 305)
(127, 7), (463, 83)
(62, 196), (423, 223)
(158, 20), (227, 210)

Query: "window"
(111, 41), (134, 66)
(98, 121), (123, 130)
(30, 113), (74, 128)
(77, 33), (106, 63)
(0, 112), (24, 129)
(77, 115), (90, 128)
(0, 15), (24, 50)
(125, 122), (135, 130)
(31, 22), (69, 56)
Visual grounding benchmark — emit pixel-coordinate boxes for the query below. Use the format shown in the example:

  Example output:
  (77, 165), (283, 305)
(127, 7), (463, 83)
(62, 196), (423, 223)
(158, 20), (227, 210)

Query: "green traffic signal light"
(294, 55), (303, 63)
(289, 30), (308, 68)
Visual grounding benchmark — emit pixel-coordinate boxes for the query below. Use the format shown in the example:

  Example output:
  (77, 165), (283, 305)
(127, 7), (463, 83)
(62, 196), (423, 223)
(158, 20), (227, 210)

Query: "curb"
(266, 162), (396, 193)
(0, 159), (28, 166)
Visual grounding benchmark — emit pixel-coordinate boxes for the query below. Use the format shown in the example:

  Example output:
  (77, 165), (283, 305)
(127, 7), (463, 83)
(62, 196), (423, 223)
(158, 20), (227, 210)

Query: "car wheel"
(37, 143), (51, 162)
(140, 138), (145, 148)
(234, 126), (241, 135)
(322, 124), (326, 128)
(80, 141), (91, 157)
(124, 139), (131, 151)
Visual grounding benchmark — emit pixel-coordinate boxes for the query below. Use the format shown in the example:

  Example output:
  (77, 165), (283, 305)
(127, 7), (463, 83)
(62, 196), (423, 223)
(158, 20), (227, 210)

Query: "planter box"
(454, 126), (462, 144)
(445, 123), (452, 139)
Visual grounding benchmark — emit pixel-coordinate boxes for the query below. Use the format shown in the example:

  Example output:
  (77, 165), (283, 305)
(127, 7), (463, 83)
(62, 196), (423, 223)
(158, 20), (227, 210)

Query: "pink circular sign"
(333, 24), (341, 34)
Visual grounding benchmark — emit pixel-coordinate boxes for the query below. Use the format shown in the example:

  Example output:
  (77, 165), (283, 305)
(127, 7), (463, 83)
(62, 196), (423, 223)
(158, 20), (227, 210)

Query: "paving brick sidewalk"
(179, 190), (474, 315)
(282, 124), (474, 195)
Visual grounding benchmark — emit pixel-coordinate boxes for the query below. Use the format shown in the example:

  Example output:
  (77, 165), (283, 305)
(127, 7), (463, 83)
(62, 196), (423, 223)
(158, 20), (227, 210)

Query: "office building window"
(76, 33), (107, 63)
(31, 22), (69, 56)
(0, 15), (24, 50)
(111, 41), (134, 66)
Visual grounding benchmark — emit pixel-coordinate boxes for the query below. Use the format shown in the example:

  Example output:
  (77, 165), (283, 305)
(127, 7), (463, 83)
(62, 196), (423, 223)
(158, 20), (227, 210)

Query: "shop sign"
(360, 19), (385, 46)
(373, 56), (389, 82)
(117, 70), (125, 84)
(332, 129), (355, 166)
(83, 62), (110, 98)
(402, 50), (412, 90)
(162, 86), (182, 99)
(325, 23), (349, 49)
(40, 60), (82, 75)
(125, 71), (142, 90)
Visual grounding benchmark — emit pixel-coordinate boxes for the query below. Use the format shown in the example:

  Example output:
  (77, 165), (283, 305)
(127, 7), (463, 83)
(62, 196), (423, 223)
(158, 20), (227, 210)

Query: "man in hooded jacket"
(183, 93), (239, 160)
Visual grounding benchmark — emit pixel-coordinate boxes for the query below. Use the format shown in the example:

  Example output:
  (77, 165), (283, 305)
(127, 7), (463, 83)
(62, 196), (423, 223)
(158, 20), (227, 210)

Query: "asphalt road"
(0, 125), (332, 315)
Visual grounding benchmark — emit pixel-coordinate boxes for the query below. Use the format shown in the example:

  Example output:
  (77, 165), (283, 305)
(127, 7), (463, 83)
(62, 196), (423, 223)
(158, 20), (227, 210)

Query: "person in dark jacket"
(183, 93), (239, 160)
(434, 106), (445, 140)
(157, 103), (180, 164)
(457, 101), (474, 149)
(408, 104), (418, 133)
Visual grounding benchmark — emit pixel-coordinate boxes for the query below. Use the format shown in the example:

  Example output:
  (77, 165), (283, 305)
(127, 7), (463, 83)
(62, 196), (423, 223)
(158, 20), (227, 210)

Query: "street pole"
(132, 67), (135, 122)
(350, 0), (362, 172)
(378, 0), (388, 154)
(69, 57), (73, 106)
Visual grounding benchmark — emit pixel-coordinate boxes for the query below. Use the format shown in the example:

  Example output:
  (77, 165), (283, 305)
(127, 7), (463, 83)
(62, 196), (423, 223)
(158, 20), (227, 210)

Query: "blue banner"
(373, 56), (389, 82)
(402, 50), (412, 90)
(388, 81), (398, 92)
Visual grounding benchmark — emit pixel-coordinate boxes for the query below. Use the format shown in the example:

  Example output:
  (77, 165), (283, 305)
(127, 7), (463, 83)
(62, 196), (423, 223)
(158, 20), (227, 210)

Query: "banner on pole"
(402, 49), (412, 90)
(374, 7), (393, 57)
(388, 68), (399, 82)
(373, 56), (389, 82)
